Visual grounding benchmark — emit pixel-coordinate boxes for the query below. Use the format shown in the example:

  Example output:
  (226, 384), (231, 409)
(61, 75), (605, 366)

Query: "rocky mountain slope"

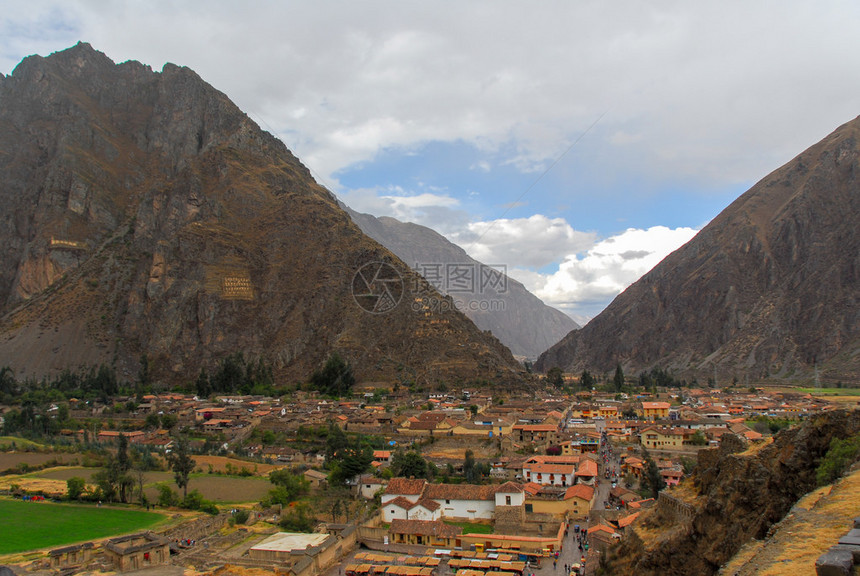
(345, 207), (579, 358)
(537, 117), (860, 382)
(602, 410), (860, 575)
(0, 43), (524, 386)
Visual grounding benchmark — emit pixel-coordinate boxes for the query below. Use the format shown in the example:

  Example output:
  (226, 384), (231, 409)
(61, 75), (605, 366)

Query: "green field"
(0, 499), (166, 555)
(794, 387), (860, 396)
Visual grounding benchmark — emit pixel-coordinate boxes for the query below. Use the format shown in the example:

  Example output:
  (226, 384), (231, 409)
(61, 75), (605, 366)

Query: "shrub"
(817, 433), (860, 486)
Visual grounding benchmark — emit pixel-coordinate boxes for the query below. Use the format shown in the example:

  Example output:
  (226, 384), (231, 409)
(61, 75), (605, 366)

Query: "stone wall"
(493, 505), (525, 533)
(657, 492), (695, 522)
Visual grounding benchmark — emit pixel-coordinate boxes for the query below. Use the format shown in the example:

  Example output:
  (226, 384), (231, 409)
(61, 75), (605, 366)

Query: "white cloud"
(3, 2), (859, 322)
(6, 2), (857, 191)
(339, 187), (472, 234)
(449, 215), (597, 269)
(510, 226), (700, 320)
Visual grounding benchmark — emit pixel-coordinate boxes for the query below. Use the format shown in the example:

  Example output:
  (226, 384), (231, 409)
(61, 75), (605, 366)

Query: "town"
(1, 374), (849, 576)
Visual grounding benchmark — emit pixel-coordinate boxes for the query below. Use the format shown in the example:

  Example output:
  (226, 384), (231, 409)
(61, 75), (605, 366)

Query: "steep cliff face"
(345, 207), (579, 359)
(0, 43), (524, 386)
(536, 118), (860, 382)
(603, 410), (860, 575)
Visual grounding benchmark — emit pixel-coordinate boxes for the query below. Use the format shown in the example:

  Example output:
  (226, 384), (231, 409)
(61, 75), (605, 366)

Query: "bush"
(157, 483), (178, 507)
(234, 509), (251, 524)
(279, 502), (315, 532)
(817, 433), (860, 486)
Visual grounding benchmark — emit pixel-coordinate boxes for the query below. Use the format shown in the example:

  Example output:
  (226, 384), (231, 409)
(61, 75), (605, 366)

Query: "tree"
(613, 364), (625, 393)
(157, 483), (178, 507)
(392, 450), (428, 479)
(160, 413), (178, 429)
(279, 502), (315, 532)
(580, 370), (595, 390)
(115, 433), (134, 503)
(330, 443), (373, 485)
(67, 476), (86, 501)
(546, 367), (564, 388)
(310, 352), (355, 397)
(463, 450), (487, 484)
(195, 368), (211, 398)
(331, 499), (343, 522)
(644, 455), (666, 498)
(137, 354), (152, 393)
(268, 469), (309, 505)
(167, 435), (196, 498)
(689, 430), (708, 446)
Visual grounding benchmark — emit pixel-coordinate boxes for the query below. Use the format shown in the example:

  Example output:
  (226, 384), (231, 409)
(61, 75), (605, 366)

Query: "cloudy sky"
(3, 2), (860, 323)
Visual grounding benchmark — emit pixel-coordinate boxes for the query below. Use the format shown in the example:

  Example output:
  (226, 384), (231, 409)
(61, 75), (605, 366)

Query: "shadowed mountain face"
(537, 117), (860, 383)
(0, 43), (524, 386)
(344, 207), (579, 359)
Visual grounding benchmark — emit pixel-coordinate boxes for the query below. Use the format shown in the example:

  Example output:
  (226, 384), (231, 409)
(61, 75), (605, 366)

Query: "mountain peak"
(0, 44), (525, 387)
(536, 116), (860, 383)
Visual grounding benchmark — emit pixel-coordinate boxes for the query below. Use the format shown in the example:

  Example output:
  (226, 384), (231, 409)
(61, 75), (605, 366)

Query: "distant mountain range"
(0, 43), (525, 387)
(344, 206), (579, 359)
(537, 116), (860, 383)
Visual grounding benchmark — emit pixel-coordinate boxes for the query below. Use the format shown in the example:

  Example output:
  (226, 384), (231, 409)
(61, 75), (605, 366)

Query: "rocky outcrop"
(345, 207), (579, 358)
(0, 43), (525, 386)
(602, 410), (860, 575)
(536, 118), (860, 382)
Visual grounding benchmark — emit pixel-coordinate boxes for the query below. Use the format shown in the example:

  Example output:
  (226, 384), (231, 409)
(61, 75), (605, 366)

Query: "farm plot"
(0, 498), (166, 555)
(143, 474), (273, 504)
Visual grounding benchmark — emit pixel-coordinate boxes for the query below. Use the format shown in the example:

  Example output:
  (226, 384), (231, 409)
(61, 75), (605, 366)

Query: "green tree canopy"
(391, 450), (428, 479)
(310, 352), (355, 397)
(613, 364), (625, 393)
(167, 435), (196, 498)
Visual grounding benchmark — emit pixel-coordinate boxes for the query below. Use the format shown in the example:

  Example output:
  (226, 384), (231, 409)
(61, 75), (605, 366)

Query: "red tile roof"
(385, 477), (428, 495)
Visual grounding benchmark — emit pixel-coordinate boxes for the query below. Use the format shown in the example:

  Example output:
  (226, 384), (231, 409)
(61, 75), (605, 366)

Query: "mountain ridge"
(0, 42), (525, 387)
(536, 116), (860, 382)
(344, 205), (579, 358)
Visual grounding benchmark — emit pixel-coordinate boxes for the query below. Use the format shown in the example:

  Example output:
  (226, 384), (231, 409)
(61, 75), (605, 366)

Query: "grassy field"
(794, 387), (860, 396)
(0, 452), (82, 472)
(0, 498), (166, 555)
(0, 437), (47, 450)
(445, 520), (494, 534)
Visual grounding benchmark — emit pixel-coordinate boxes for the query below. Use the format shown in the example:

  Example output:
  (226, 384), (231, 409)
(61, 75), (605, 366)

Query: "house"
(640, 402), (671, 420)
(372, 450), (393, 465)
(97, 430), (146, 444)
(521, 462), (576, 486)
(512, 424), (559, 443)
(388, 519), (461, 548)
(104, 532), (170, 572)
(608, 486), (640, 507)
(574, 458), (598, 485)
(384, 496), (442, 521)
(660, 467), (684, 487)
(639, 426), (693, 449)
(381, 478), (533, 523)
(355, 474), (387, 499)
(423, 483), (497, 520)
(381, 477), (428, 507)
(586, 524), (621, 551)
(303, 469), (329, 489)
(563, 484), (595, 518)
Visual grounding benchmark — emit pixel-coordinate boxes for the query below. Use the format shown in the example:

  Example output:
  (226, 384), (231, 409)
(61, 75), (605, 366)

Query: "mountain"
(603, 410), (860, 576)
(344, 206), (579, 359)
(537, 117), (860, 382)
(0, 43), (525, 387)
